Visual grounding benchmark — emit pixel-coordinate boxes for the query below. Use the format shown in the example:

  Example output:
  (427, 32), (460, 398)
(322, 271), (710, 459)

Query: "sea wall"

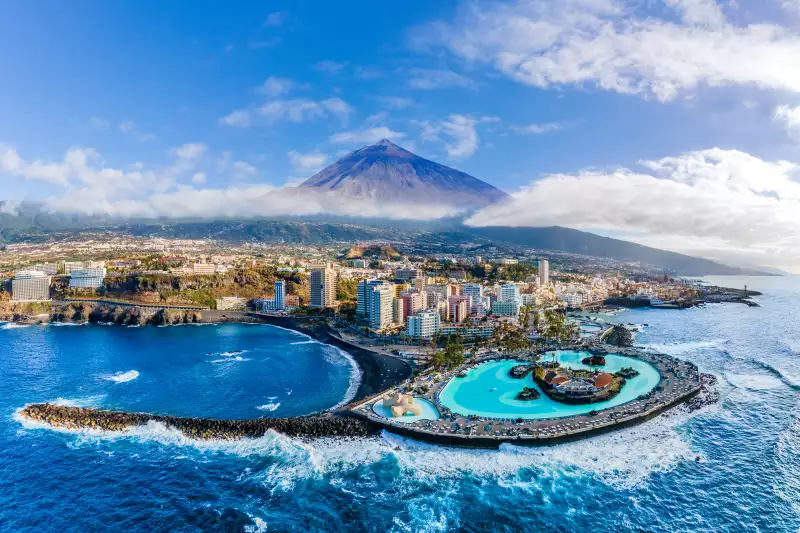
(20, 403), (379, 440)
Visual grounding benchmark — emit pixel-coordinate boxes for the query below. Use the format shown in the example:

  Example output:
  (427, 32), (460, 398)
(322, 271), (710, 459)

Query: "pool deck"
(346, 343), (702, 448)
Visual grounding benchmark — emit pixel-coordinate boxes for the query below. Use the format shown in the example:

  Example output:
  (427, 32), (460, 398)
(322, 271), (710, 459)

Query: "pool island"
(348, 344), (705, 447)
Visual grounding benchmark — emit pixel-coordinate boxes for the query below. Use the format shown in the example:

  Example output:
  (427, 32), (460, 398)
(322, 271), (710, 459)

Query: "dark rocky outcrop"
(515, 387), (541, 401)
(20, 403), (378, 440)
(509, 364), (535, 379)
(684, 373), (720, 412)
(601, 325), (634, 347)
(581, 354), (606, 366)
(50, 302), (203, 326)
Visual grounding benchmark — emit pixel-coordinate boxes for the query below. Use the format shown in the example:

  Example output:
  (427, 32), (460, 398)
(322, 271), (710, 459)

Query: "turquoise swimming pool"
(372, 397), (440, 423)
(438, 351), (661, 420)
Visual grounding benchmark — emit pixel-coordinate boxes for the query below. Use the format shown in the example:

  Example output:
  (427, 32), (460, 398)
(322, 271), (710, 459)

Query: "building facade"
(406, 311), (441, 340)
(538, 259), (550, 286)
(12, 271), (51, 301)
(69, 267), (107, 289)
(216, 296), (248, 311)
(309, 263), (337, 309)
(369, 284), (394, 331)
(273, 280), (286, 311)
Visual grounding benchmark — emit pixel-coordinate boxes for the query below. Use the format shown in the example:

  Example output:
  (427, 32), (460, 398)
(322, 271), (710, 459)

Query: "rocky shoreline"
(20, 403), (379, 440)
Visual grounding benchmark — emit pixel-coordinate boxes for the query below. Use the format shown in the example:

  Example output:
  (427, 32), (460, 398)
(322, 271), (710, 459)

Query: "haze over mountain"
(299, 140), (508, 209)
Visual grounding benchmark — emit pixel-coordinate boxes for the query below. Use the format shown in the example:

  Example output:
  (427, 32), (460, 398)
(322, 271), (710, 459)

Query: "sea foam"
(103, 370), (140, 383)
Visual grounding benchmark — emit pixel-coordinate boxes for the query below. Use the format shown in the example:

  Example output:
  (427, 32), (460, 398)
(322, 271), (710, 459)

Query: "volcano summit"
(299, 139), (507, 209)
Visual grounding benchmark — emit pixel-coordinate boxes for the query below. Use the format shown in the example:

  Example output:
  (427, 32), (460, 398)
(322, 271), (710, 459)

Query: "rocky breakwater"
(20, 403), (379, 440)
(600, 325), (634, 347)
(685, 373), (720, 412)
(51, 302), (203, 326)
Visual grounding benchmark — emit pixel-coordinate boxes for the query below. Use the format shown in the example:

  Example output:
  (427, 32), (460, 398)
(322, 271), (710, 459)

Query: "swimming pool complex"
(372, 397), (440, 423)
(437, 351), (661, 420)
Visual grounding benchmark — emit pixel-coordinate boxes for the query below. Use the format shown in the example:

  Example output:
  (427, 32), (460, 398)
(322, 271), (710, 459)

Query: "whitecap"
(218, 350), (247, 357)
(724, 373), (783, 391)
(256, 403), (281, 412)
(209, 356), (250, 363)
(1, 323), (31, 329)
(244, 516), (268, 533)
(102, 370), (140, 383)
(290, 340), (319, 345)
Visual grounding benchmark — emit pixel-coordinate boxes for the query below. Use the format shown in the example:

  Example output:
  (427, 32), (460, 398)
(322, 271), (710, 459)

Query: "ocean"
(1, 275), (798, 532)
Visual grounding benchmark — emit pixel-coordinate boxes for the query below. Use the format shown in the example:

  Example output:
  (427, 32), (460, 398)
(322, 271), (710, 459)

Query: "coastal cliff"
(50, 302), (204, 326)
(20, 403), (378, 440)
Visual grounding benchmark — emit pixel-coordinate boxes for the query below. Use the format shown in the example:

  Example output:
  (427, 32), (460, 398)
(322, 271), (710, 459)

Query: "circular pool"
(372, 397), (440, 423)
(437, 351), (661, 420)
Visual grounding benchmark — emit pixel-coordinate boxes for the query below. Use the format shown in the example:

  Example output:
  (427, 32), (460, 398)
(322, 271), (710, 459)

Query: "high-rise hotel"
(309, 263), (337, 309)
(12, 271), (51, 302)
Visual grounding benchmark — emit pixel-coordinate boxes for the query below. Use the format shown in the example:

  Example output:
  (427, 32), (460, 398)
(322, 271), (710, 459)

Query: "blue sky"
(2, 0), (800, 270)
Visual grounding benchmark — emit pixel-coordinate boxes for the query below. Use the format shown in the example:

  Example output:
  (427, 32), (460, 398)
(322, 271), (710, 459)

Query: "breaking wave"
(256, 403), (281, 412)
(102, 370), (140, 383)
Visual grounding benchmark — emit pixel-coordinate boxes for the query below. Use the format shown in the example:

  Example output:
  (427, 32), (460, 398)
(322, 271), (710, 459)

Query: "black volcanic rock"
(299, 139), (507, 208)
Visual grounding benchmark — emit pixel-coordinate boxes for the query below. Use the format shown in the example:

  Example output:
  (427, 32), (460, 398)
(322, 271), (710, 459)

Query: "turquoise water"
(438, 352), (661, 419)
(372, 397), (440, 423)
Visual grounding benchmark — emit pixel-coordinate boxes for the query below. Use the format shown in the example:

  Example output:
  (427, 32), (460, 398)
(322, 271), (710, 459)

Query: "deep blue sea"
(1, 275), (799, 532)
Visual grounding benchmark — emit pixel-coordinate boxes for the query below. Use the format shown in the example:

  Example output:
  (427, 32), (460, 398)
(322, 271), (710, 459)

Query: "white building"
(406, 311), (441, 340)
(69, 267), (107, 289)
(559, 293), (584, 307)
(440, 323), (495, 340)
(216, 296), (248, 311)
(357, 279), (389, 317)
(520, 293), (538, 307)
(369, 285), (395, 331)
(392, 298), (405, 326)
(538, 259), (550, 286)
(499, 284), (521, 303)
(32, 263), (59, 276)
(192, 263), (217, 275)
(463, 283), (483, 313)
(12, 271), (51, 301)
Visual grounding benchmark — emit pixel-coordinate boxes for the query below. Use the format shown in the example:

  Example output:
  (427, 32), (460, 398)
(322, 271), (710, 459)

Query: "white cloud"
(264, 11), (287, 27)
(412, 0), (800, 101)
(314, 60), (348, 74)
(0, 146), (70, 185)
(329, 126), (407, 144)
(118, 120), (135, 133)
(232, 160), (258, 178)
(191, 172), (206, 184)
(774, 104), (800, 135)
(466, 147), (800, 271)
(173, 143), (207, 160)
(408, 68), (474, 90)
(288, 150), (329, 174)
(419, 114), (484, 158)
(512, 122), (563, 134)
(88, 117), (109, 131)
(220, 110), (251, 128)
(258, 76), (295, 97)
(222, 97), (353, 127)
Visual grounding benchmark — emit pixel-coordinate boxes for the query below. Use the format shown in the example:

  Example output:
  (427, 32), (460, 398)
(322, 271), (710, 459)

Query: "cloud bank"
(466, 148), (800, 271)
(411, 0), (800, 101)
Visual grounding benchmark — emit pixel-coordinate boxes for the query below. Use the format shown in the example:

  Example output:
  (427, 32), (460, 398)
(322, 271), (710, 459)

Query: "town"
(0, 235), (755, 361)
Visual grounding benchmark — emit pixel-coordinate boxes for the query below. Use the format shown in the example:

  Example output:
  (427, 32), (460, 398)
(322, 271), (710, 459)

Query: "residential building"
(12, 271), (51, 301)
(500, 284), (521, 303)
(309, 263), (337, 309)
(69, 267), (107, 289)
(406, 311), (441, 340)
(192, 263), (217, 275)
(520, 293), (538, 307)
(392, 298), (405, 327)
(216, 296), (248, 311)
(402, 291), (425, 321)
(61, 261), (86, 274)
(559, 292), (584, 307)
(440, 323), (495, 340)
(538, 259), (550, 286)
(395, 267), (419, 281)
(463, 283), (483, 313)
(357, 279), (389, 317)
(492, 300), (520, 317)
(273, 280), (286, 311)
(369, 285), (394, 331)
(32, 263), (59, 276)
(447, 296), (469, 323)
